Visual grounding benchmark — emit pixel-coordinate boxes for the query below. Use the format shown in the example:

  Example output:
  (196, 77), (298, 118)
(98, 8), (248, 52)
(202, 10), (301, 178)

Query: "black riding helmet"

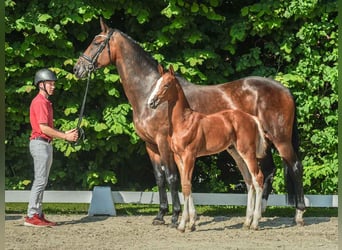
(34, 68), (57, 86)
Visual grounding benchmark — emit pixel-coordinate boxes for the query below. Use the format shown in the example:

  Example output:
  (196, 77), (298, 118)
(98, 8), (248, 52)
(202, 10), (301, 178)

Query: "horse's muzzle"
(74, 60), (93, 79)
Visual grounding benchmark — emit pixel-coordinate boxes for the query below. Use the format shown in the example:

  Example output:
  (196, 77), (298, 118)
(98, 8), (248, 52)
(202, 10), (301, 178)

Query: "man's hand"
(64, 128), (79, 142)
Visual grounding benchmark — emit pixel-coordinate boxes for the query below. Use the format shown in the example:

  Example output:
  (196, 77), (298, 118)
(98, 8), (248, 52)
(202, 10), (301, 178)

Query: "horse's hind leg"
(275, 142), (305, 226)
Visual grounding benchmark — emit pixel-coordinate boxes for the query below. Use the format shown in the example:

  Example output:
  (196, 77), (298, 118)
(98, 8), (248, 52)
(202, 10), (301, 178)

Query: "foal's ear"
(157, 64), (164, 76)
(169, 65), (174, 76)
(100, 17), (109, 32)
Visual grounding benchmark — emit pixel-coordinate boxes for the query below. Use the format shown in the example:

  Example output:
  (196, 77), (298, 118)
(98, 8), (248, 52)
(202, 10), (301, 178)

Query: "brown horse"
(149, 65), (267, 231)
(73, 17), (305, 226)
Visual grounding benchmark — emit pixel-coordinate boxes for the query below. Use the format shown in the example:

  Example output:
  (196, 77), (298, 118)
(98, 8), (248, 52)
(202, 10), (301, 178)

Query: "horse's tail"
(253, 116), (267, 159)
(285, 98), (301, 206)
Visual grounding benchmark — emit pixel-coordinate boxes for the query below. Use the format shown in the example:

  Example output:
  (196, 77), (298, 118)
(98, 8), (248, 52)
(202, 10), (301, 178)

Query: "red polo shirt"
(29, 93), (54, 141)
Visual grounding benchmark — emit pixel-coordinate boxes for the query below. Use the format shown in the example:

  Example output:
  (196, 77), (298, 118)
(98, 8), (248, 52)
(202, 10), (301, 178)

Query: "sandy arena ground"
(5, 214), (338, 250)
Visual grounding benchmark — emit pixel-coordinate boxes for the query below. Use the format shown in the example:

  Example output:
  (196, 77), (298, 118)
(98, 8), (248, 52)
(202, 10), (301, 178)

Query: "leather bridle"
(80, 29), (115, 72)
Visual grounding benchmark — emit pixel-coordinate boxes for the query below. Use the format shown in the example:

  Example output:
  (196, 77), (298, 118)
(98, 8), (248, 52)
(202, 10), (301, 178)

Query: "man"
(24, 68), (79, 227)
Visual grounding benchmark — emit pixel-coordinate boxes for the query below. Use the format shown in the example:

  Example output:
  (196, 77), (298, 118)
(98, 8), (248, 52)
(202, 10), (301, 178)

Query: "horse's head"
(148, 64), (177, 109)
(74, 17), (116, 78)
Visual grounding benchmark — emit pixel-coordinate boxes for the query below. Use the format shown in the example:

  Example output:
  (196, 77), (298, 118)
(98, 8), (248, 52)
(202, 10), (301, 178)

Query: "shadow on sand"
(196, 215), (332, 232)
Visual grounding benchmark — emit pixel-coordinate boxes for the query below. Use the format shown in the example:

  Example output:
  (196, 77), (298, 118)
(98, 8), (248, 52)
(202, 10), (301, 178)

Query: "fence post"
(88, 186), (116, 216)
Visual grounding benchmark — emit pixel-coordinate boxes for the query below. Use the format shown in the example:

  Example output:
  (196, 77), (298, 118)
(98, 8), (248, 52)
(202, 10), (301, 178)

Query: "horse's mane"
(114, 29), (158, 69)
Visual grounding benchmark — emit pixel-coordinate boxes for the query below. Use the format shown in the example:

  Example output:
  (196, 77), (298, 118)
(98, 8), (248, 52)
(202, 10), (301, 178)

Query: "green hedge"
(5, 0), (337, 194)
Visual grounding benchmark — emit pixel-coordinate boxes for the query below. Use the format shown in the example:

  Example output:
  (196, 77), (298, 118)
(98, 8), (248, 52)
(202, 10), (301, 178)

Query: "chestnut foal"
(148, 65), (267, 232)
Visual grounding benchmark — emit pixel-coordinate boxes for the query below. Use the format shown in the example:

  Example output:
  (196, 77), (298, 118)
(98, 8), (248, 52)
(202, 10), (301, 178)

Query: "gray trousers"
(27, 139), (53, 217)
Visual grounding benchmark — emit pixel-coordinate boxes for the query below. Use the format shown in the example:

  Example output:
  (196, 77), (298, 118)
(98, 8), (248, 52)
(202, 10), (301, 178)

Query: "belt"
(32, 136), (52, 144)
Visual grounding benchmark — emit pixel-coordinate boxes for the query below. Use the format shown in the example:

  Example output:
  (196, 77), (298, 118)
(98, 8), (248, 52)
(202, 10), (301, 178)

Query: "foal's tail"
(252, 116), (267, 158)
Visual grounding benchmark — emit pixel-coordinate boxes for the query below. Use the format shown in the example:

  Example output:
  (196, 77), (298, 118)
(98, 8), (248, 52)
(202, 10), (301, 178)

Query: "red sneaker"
(24, 214), (51, 227)
(40, 214), (57, 226)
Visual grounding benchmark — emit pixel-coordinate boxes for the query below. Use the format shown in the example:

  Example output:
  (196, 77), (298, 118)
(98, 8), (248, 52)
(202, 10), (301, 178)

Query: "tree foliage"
(5, 0), (337, 194)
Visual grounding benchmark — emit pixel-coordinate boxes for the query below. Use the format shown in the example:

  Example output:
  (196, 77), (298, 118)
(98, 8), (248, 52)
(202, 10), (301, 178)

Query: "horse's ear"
(157, 64), (164, 76)
(169, 65), (174, 76)
(100, 17), (109, 32)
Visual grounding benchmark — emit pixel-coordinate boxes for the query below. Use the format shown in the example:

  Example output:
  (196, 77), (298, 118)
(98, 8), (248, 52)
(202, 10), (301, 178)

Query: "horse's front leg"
(146, 145), (168, 225)
(164, 157), (181, 227)
(157, 142), (181, 227)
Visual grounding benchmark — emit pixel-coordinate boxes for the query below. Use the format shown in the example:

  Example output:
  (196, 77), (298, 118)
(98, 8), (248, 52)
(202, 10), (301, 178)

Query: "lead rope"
(73, 71), (91, 146)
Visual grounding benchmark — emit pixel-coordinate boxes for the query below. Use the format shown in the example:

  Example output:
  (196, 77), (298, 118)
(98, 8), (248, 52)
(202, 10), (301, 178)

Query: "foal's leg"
(226, 147), (254, 228)
(175, 154), (196, 232)
(178, 194), (189, 232)
(234, 135), (264, 230)
(258, 147), (276, 213)
(188, 193), (197, 231)
(244, 183), (255, 229)
(243, 157), (263, 230)
(250, 171), (264, 230)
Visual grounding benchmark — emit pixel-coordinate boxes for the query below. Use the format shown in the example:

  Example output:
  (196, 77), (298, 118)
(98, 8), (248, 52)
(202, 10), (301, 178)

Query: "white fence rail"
(5, 190), (338, 207)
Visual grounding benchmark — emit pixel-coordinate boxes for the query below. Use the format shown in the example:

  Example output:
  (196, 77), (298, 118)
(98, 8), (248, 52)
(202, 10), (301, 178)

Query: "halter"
(80, 29), (115, 72)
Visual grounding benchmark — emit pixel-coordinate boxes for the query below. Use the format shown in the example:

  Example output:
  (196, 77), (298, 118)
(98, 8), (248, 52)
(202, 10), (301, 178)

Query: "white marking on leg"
(251, 177), (263, 230)
(244, 184), (254, 228)
(295, 209), (305, 226)
(178, 194), (188, 232)
(188, 193), (197, 231)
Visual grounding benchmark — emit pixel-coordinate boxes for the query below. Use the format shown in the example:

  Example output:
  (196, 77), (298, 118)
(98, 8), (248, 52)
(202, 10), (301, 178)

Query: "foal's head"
(148, 64), (178, 109)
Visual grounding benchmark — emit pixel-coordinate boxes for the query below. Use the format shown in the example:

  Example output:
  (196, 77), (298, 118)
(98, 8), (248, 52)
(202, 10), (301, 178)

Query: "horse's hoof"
(242, 224), (250, 230)
(250, 225), (260, 231)
(152, 218), (165, 225)
(190, 225), (196, 232)
(295, 219), (305, 226)
(168, 222), (178, 228)
(294, 209), (305, 226)
(177, 227), (185, 233)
